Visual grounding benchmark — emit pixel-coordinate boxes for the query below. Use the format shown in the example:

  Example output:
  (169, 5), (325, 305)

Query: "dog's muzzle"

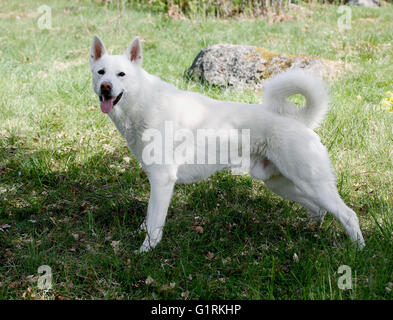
(99, 82), (123, 114)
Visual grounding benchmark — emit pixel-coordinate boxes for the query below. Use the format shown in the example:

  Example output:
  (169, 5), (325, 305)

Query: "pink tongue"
(100, 98), (114, 114)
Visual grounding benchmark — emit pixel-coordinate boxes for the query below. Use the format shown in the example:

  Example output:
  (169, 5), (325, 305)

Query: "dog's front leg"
(138, 172), (176, 253)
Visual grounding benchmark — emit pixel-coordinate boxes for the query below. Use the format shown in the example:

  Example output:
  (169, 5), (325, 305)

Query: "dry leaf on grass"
(145, 275), (154, 285)
(0, 224), (11, 232)
(160, 282), (176, 292)
(206, 252), (215, 260)
(193, 226), (204, 234)
(111, 241), (120, 255)
(181, 290), (190, 299)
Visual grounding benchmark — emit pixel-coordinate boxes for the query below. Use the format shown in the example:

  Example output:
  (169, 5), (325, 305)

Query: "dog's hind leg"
(265, 129), (365, 248)
(310, 186), (365, 249)
(264, 174), (326, 224)
(265, 174), (364, 248)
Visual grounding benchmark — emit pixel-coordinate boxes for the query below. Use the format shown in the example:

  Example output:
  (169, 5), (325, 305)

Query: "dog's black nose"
(100, 82), (112, 97)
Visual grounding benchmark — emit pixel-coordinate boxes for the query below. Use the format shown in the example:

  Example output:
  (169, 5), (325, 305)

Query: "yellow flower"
(380, 91), (393, 113)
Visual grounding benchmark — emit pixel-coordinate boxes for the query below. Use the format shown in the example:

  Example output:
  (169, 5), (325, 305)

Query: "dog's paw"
(133, 247), (149, 254)
(135, 244), (152, 254)
(353, 233), (365, 251)
(133, 242), (152, 254)
(344, 214), (365, 250)
(135, 233), (162, 253)
(135, 235), (158, 253)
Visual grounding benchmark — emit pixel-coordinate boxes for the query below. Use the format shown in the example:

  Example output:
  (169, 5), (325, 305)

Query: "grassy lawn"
(0, 0), (392, 300)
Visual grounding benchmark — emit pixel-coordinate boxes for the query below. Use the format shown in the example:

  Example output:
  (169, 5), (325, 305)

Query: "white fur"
(90, 36), (365, 252)
(264, 70), (329, 129)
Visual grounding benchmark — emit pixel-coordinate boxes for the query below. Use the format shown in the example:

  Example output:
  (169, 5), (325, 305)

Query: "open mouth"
(99, 91), (123, 114)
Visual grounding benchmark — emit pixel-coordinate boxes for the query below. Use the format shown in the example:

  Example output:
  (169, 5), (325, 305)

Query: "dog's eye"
(118, 72), (126, 77)
(98, 69), (105, 75)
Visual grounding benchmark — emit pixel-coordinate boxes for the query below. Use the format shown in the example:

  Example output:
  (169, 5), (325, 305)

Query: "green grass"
(0, 0), (392, 300)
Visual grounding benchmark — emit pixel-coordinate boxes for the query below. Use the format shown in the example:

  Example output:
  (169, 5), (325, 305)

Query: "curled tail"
(263, 69), (329, 129)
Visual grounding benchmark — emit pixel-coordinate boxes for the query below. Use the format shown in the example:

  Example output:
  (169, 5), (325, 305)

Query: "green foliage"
(130, 0), (282, 18)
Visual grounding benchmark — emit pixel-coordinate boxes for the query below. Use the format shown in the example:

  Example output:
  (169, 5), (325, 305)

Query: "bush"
(131, 0), (288, 18)
(102, 0), (387, 19)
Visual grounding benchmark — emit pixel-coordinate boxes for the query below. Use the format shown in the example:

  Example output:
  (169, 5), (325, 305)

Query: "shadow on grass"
(0, 131), (382, 249)
(1, 132), (392, 299)
(0, 133), (147, 226)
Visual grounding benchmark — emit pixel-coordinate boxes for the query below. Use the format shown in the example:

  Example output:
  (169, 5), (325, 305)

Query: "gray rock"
(347, 0), (379, 7)
(187, 44), (345, 89)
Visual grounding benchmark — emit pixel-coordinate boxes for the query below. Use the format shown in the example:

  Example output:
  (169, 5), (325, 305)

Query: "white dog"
(89, 36), (365, 252)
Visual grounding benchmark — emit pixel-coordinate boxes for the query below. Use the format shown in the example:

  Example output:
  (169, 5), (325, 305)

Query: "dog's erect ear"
(124, 37), (142, 66)
(90, 35), (107, 64)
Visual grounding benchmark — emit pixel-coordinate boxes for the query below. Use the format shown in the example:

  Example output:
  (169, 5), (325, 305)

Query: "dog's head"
(89, 35), (143, 114)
